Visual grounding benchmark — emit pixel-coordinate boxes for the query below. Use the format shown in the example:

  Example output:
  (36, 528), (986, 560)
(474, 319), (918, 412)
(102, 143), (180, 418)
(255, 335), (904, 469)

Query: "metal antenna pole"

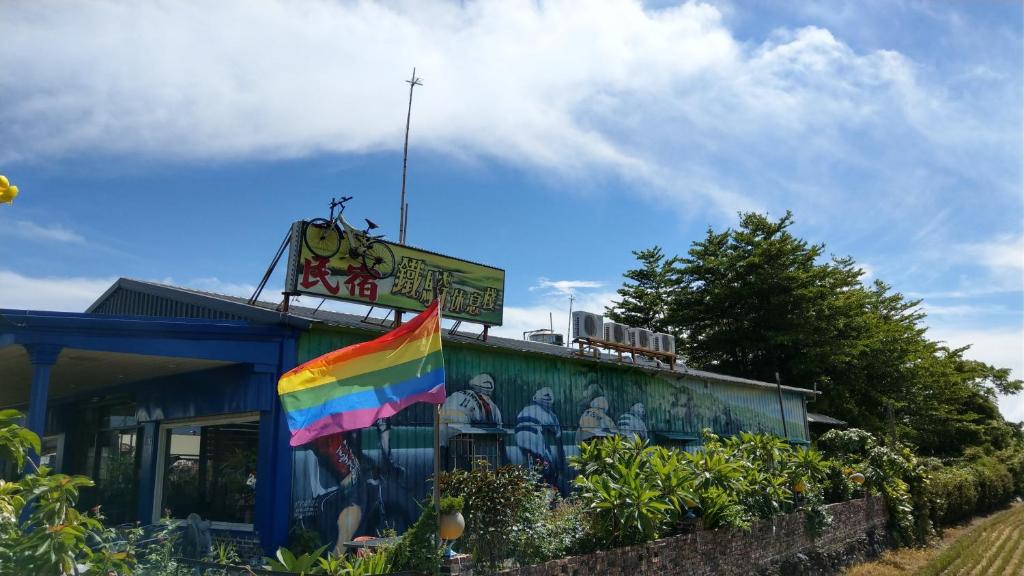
(399, 68), (423, 245)
(566, 293), (576, 346)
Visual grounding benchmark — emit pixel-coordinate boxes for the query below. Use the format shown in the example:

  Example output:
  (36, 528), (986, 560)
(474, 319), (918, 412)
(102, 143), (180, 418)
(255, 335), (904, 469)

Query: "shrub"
(572, 436), (700, 548)
(389, 502), (443, 575)
(288, 523), (325, 557)
(0, 410), (136, 575)
(970, 457), (1014, 513)
(318, 548), (393, 576)
(817, 428), (929, 547)
(437, 464), (556, 572)
(1002, 446), (1024, 496)
(439, 495), (463, 515)
(513, 491), (590, 564)
(263, 545), (327, 574)
(930, 465), (979, 525)
(572, 432), (831, 543)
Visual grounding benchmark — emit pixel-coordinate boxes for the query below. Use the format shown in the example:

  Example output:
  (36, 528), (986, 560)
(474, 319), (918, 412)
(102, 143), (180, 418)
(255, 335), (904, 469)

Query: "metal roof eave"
(89, 279), (819, 398)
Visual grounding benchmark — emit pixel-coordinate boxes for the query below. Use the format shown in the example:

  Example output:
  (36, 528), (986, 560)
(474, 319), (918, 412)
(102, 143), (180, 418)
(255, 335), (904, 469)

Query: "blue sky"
(1, 0), (1021, 419)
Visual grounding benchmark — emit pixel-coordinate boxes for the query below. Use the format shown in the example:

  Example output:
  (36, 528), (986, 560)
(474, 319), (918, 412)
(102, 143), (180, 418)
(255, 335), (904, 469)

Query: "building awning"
(807, 412), (847, 427)
(446, 423), (508, 435)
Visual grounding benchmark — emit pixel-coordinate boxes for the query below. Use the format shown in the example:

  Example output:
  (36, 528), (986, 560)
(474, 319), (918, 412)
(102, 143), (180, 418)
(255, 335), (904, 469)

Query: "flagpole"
(433, 294), (445, 520)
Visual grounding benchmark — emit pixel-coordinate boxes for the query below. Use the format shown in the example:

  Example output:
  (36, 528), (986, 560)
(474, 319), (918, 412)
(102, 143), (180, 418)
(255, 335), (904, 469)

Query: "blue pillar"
(254, 336), (298, 554)
(255, 365), (277, 552)
(136, 421), (160, 524)
(255, 355), (295, 554)
(24, 344), (62, 458)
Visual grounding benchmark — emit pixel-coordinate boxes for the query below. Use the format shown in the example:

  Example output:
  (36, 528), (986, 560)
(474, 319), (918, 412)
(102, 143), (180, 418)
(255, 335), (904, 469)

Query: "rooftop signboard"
(285, 221), (505, 326)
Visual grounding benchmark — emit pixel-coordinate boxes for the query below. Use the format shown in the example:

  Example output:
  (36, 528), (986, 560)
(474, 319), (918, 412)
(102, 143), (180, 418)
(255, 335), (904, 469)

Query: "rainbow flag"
(278, 301), (445, 446)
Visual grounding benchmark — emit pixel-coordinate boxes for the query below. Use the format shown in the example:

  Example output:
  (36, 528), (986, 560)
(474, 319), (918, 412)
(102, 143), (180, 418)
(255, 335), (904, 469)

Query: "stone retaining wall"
(482, 496), (888, 576)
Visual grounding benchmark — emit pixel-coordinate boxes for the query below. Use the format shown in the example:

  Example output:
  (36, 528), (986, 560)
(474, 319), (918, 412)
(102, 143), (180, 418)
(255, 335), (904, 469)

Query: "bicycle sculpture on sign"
(303, 196), (397, 280)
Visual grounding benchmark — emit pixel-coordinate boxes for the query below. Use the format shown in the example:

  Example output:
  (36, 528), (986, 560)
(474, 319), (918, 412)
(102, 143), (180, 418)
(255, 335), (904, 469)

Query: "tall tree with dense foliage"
(670, 211), (869, 389)
(605, 246), (678, 335)
(610, 211), (1022, 456)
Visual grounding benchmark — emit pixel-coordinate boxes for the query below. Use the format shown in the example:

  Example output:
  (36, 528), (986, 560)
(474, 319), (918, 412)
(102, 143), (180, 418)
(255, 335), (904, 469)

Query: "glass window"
(160, 419), (259, 525)
(40, 435), (64, 471)
(72, 401), (141, 525)
(448, 434), (503, 470)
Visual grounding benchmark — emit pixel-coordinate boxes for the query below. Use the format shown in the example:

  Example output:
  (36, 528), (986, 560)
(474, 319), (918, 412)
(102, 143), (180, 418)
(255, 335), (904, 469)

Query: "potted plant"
(438, 496), (465, 558)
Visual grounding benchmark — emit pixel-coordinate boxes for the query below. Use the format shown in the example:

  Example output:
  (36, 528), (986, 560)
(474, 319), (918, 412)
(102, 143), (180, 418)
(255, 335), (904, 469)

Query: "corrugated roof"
(89, 278), (819, 397)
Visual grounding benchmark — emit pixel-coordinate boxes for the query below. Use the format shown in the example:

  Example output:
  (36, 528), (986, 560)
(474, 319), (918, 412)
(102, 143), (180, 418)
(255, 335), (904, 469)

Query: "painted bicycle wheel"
(303, 219), (343, 258)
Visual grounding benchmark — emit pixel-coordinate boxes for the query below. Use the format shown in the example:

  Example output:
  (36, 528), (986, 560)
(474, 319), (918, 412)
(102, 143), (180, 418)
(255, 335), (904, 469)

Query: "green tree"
(605, 246), (679, 335)
(670, 211), (866, 387)
(611, 211), (1022, 457)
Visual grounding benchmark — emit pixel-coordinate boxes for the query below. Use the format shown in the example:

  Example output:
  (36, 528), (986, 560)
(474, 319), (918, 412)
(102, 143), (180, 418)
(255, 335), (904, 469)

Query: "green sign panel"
(285, 221), (505, 325)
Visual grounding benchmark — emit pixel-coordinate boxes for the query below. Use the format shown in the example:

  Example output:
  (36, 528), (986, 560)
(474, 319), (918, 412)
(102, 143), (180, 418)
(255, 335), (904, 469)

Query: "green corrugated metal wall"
(290, 325), (810, 543)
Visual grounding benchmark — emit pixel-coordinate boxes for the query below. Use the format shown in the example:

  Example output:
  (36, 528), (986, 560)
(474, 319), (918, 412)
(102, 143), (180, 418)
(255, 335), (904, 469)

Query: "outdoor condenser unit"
(653, 333), (676, 355)
(572, 311), (604, 340)
(603, 322), (630, 345)
(628, 327), (655, 351)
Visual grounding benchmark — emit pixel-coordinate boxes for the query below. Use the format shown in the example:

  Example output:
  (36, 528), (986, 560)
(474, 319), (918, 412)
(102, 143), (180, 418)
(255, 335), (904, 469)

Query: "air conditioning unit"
(572, 311), (604, 340)
(628, 327), (655, 351)
(603, 322), (630, 345)
(653, 333), (676, 355)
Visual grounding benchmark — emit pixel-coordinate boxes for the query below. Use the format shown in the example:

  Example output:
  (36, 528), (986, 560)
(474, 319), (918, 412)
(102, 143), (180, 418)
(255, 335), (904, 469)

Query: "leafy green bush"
(572, 436), (700, 547)
(438, 463), (571, 571)
(1002, 446), (1024, 496)
(817, 428), (928, 547)
(969, 456), (1014, 514)
(0, 410), (137, 575)
(930, 465), (979, 525)
(389, 502), (443, 575)
(263, 545), (328, 574)
(439, 495), (463, 515)
(571, 432), (832, 544)
(318, 548), (393, 576)
(289, 522), (325, 556)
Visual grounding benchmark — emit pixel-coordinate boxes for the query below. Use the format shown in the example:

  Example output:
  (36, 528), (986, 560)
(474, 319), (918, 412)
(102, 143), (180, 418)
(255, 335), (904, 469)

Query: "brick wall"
(480, 496), (887, 576)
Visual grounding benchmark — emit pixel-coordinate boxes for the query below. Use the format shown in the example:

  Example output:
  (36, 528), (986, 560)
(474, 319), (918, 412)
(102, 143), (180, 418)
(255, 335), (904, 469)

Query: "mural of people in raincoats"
(440, 372), (504, 444)
(576, 384), (618, 443)
(617, 402), (648, 440)
(513, 386), (566, 491)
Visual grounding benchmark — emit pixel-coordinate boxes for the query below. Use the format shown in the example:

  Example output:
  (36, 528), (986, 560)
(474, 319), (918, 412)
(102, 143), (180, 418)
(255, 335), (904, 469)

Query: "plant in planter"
(438, 496), (465, 558)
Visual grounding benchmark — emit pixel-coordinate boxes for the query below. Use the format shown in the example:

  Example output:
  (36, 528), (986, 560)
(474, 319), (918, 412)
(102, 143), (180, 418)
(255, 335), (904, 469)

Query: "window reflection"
(161, 419), (258, 525)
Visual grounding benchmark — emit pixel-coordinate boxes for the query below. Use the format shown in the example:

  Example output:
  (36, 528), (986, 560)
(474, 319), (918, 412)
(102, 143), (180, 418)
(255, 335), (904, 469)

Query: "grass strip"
(944, 510), (1022, 576)
(1006, 522), (1024, 576)
(933, 515), (1008, 576)
(917, 506), (1018, 576)
(969, 511), (1024, 576)
(988, 513), (1024, 576)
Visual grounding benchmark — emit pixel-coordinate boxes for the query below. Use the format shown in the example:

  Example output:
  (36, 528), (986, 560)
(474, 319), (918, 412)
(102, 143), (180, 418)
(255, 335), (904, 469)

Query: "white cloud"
(491, 288), (615, 343)
(0, 220), (85, 244)
(858, 262), (875, 281)
(928, 325), (1024, 423)
(1, 0), (1006, 218)
(908, 233), (1024, 300)
(956, 234), (1024, 291)
(531, 278), (605, 295)
(185, 277), (258, 299)
(0, 270), (114, 311)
